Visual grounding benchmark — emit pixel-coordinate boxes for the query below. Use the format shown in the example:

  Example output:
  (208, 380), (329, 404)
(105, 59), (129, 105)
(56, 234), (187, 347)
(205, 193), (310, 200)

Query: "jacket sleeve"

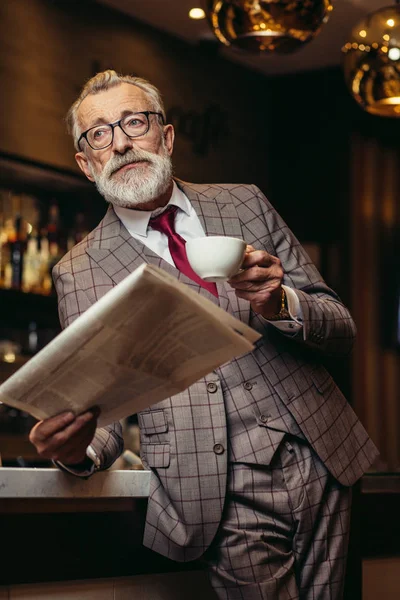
(250, 185), (356, 357)
(52, 262), (124, 473)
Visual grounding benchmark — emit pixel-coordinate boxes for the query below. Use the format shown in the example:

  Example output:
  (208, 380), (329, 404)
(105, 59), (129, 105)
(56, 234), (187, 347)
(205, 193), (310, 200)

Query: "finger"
(245, 244), (255, 253)
(29, 411), (75, 444)
(80, 405), (101, 420)
(56, 415), (98, 463)
(229, 264), (273, 285)
(34, 411), (97, 458)
(230, 279), (273, 292)
(234, 288), (274, 303)
(48, 411), (96, 452)
(242, 250), (275, 269)
(53, 420), (98, 464)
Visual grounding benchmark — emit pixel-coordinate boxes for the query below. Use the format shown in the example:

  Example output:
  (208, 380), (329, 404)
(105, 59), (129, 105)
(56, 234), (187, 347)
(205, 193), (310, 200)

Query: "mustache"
(106, 149), (155, 177)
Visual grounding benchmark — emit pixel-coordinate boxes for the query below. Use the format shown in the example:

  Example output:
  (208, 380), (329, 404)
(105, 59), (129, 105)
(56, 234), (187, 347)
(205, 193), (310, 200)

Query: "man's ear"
(75, 151), (95, 182)
(163, 124), (175, 156)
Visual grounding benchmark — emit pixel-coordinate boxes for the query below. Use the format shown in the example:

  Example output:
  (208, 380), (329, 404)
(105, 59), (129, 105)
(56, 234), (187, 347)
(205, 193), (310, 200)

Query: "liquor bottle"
(9, 215), (27, 290)
(28, 321), (38, 354)
(47, 202), (60, 253)
(47, 203), (64, 293)
(0, 219), (8, 287)
(38, 228), (52, 295)
(22, 229), (41, 293)
(0, 218), (15, 288)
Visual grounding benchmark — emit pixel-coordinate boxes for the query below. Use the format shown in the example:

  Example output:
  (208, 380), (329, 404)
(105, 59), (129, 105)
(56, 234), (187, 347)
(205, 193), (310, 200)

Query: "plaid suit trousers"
(203, 438), (351, 600)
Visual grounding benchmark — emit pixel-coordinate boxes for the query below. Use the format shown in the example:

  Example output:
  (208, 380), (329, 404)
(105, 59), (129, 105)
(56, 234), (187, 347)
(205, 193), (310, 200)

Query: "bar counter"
(0, 466), (208, 597)
(0, 467), (399, 599)
(0, 467), (150, 500)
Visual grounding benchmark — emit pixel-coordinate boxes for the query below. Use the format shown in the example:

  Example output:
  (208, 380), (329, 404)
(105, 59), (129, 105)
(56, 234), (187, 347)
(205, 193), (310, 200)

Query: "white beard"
(90, 147), (173, 209)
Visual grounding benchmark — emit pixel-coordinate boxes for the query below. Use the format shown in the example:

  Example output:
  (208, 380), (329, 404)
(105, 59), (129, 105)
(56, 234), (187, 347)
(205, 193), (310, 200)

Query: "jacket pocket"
(138, 410), (168, 434)
(141, 443), (170, 468)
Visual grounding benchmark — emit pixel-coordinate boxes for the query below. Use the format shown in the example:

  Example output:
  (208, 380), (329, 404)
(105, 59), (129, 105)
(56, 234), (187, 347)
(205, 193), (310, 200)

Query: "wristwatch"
(266, 288), (291, 321)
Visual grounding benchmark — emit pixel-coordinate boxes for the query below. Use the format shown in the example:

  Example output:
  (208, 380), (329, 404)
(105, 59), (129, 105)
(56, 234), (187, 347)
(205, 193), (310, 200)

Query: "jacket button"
(260, 414), (269, 424)
(243, 382), (253, 391)
(207, 382), (218, 393)
(213, 444), (225, 455)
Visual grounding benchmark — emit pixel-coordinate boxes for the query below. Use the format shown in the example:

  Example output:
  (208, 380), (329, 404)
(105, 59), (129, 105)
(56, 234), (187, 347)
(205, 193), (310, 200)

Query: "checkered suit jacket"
(53, 181), (379, 562)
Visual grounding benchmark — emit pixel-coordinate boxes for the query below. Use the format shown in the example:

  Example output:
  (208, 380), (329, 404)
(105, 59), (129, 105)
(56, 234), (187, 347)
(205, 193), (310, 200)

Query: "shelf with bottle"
(0, 189), (90, 297)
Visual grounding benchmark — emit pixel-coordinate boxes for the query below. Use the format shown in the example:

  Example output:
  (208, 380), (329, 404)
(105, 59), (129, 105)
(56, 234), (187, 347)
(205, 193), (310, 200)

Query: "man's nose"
(112, 124), (133, 154)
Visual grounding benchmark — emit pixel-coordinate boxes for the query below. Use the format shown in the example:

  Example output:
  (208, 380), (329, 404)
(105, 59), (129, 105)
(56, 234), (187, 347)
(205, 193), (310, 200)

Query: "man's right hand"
(29, 407), (100, 466)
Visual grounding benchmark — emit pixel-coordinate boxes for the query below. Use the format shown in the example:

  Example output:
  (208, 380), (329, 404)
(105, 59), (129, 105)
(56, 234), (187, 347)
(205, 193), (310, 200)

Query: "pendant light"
(343, 1), (400, 117)
(202, 0), (333, 54)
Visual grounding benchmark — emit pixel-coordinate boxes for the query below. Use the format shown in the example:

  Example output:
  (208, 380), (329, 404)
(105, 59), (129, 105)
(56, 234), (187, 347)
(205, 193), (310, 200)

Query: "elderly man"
(29, 70), (378, 600)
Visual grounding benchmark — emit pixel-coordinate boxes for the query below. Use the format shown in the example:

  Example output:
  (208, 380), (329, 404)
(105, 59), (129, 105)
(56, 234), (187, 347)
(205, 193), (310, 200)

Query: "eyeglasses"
(77, 111), (165, 150)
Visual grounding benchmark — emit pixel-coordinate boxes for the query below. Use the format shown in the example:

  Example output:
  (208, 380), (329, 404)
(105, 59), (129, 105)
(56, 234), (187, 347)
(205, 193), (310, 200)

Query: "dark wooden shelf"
(0, 288), (60, 329)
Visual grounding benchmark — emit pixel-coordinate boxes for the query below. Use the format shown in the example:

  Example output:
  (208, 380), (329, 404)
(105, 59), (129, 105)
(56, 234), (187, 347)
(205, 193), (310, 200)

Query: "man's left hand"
(228, 245), (284, 319)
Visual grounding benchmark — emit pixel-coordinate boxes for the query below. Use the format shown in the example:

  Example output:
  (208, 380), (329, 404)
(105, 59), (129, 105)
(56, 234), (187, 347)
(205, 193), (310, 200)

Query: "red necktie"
(149, 206), (218, 297)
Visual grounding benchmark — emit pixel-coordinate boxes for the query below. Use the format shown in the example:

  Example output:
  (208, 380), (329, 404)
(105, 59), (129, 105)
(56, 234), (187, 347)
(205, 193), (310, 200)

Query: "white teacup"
(186, 236), (247, 282)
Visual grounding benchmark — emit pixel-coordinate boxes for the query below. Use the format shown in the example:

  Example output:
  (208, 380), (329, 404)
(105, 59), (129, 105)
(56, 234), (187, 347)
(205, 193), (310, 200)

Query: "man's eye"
(93, 129), (107, 138)
(127, 118), (142, 127)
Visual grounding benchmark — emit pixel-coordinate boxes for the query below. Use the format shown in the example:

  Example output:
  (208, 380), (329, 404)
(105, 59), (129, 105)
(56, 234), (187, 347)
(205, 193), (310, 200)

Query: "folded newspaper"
(0, 264), (262, 427)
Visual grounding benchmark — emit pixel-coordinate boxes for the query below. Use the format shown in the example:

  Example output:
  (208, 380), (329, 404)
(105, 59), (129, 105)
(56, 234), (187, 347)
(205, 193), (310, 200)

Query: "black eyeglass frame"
(77, 111), (165, 151)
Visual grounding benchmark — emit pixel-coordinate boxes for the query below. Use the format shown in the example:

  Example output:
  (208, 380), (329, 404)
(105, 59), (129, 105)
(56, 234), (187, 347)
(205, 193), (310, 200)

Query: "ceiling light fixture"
(343, 1), (400, 117)
(202, 0), (333, 54)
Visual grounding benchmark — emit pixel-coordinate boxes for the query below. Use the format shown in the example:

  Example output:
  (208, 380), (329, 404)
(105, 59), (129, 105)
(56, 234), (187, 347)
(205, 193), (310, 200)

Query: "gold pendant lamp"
(343, 1), (400, 117)
(202, 0), (333, 54)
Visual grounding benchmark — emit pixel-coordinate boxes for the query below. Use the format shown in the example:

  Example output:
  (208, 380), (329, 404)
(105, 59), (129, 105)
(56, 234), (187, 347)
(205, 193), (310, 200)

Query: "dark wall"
(0, 0), (271, 190)
(0, 1), (357, 275)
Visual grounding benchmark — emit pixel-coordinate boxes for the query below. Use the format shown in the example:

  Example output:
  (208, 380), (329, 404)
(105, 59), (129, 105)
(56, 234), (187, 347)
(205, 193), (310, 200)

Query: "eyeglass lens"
(87, 113), (150, 149)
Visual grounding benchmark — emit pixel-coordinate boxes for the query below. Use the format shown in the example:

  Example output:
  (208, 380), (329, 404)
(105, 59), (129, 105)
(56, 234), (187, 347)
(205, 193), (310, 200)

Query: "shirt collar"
(113, 180), (191, 238)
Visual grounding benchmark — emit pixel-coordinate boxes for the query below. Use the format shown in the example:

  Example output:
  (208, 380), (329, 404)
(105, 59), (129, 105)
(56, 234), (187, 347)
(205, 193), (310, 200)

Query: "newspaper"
(0, 264), (261, 427)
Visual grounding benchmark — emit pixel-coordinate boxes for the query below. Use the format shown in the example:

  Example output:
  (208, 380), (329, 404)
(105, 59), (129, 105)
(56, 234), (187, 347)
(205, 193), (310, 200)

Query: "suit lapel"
(86, 206), (149, 285)
(177, 180), (243, 238)
(86, 184), (251, 322)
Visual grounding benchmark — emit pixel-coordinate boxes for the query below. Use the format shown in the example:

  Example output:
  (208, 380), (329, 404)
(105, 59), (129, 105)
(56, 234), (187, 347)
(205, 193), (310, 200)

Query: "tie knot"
(149, 205), (178, 235)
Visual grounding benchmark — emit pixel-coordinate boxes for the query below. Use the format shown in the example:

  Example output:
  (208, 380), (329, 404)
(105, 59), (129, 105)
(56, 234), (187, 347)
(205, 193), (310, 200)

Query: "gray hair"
(66, 70), (166, 151)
